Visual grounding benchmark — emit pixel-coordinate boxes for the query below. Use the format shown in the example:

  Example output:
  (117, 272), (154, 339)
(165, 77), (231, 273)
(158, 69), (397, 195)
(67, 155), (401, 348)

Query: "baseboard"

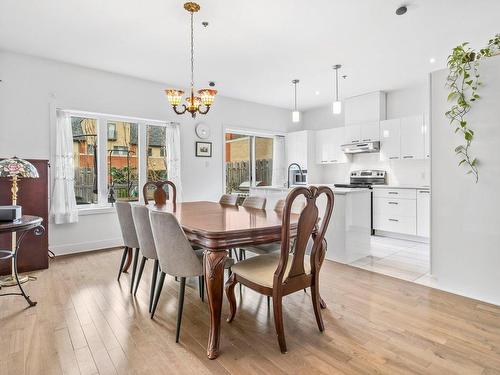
(374, 230), (429, 244)
(49, 238), (123, 256)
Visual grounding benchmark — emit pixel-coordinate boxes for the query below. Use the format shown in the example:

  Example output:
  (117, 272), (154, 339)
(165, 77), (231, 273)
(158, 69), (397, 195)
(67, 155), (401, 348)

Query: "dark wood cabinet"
(0, 159), (49, 275)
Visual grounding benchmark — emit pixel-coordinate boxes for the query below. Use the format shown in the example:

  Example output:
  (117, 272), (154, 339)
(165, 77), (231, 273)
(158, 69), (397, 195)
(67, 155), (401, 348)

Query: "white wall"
(302, 85), (430, 185)
(0, 51), (291, 254)
(431, 56), (500, 305)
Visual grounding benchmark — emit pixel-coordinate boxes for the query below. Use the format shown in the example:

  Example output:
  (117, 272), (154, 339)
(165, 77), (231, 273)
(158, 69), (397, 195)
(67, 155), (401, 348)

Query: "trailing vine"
(445, 34), (500, 182)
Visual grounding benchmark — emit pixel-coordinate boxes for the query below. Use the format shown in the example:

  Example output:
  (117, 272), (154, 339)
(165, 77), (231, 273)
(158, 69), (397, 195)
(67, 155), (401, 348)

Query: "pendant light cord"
(190, 10), (195, 96)
(335, 67), (339, 101)
(294, 82), (298, 111)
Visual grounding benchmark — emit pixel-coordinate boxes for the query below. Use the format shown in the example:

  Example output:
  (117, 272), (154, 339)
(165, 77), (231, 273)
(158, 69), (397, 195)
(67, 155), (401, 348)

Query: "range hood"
(341, 141), (380, 154)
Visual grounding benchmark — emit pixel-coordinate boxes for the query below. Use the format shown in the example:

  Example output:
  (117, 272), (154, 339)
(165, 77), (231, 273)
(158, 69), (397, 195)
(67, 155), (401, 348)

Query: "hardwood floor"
(1, 248), (500, 374)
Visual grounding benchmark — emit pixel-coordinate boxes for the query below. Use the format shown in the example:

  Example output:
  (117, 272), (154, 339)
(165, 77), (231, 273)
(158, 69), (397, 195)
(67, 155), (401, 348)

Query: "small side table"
(0, 215), (44, 307)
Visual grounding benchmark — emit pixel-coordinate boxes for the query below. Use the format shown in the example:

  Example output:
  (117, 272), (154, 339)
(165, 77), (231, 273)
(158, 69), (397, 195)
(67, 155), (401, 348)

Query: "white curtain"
(50, 110), (78, 224)
(272, 135), (286, 187)
(165, 122), (183, 202)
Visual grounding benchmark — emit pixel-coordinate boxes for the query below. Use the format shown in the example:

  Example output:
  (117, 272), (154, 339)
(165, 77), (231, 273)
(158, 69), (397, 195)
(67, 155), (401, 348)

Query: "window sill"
(78, 205), (116, 216)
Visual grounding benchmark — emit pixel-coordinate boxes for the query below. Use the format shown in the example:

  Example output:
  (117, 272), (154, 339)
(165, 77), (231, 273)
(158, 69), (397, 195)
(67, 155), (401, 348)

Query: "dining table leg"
(203, 249), (228, 360)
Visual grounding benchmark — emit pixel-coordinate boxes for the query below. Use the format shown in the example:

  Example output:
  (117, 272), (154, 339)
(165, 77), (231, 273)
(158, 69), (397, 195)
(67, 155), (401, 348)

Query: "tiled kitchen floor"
(349, 235), (431, 284)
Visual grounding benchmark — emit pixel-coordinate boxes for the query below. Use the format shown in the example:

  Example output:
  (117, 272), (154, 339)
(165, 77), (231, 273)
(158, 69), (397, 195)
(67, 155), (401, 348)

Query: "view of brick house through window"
(71, 116), (167, 205)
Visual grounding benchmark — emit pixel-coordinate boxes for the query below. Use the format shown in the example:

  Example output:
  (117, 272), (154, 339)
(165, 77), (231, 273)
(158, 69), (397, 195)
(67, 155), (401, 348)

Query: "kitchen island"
(249, 185), (371, 264)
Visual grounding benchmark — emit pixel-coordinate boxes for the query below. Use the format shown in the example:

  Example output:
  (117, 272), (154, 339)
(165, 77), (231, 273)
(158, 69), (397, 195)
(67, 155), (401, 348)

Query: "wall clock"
(195, 122), (210, 139)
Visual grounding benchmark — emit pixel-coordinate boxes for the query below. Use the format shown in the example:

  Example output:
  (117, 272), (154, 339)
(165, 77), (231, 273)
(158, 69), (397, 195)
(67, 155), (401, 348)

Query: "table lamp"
(0, 156), (39, 287)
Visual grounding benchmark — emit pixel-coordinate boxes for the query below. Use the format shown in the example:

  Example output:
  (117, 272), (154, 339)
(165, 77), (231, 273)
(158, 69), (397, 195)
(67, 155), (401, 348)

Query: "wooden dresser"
(0, 159), (49, 275)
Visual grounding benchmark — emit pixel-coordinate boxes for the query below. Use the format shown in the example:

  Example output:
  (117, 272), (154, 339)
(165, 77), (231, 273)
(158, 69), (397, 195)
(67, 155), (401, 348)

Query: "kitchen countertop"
(372, 185), (430, 190)
(250, 185), (370, 195)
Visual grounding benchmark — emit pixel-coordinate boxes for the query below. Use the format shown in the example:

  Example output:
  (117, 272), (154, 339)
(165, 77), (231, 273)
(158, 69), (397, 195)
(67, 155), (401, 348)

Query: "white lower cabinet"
(416, 189), (430, 237)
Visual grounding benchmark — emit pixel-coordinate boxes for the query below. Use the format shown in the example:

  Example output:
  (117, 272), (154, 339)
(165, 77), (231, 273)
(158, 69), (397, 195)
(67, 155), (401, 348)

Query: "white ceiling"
(0, 0), (499, 110)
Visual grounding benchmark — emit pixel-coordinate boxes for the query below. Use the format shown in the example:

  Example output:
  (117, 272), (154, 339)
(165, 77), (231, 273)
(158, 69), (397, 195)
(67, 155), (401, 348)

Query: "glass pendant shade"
(292, 110), (301, 123)
(198, 89), (218, 106)
(166, 89), (185, 106)
(332, 100), (342, 114)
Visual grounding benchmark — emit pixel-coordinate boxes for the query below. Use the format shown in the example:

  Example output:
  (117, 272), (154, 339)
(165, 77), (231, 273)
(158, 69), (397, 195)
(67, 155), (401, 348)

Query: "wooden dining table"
(148, 200), (300, 359)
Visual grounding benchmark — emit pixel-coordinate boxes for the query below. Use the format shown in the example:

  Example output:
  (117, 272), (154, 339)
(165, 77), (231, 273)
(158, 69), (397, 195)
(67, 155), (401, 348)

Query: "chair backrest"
(115, 201), (140, 248)
(274, 186), (334, 287)
(274, 198), (305, 214)
(131, 205), (157, 260)
(242, 196), (266, 209)
(219, 194), (238, 206)
(143, 180), (177, 206)
(149, 210), (202, 277)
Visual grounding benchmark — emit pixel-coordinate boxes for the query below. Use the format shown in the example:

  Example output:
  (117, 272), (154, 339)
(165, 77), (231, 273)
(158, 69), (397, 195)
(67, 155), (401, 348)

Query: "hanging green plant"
(445, 34), (500, 183)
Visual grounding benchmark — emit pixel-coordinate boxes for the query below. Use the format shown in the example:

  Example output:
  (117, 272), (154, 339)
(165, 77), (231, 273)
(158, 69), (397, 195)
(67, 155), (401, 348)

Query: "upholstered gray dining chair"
(115, 201), (140, 294)
(131, 204), (161, 312)
(219, 194), (238, 206)
(241, 196), (266, 209)
(149, 210), (234, 342)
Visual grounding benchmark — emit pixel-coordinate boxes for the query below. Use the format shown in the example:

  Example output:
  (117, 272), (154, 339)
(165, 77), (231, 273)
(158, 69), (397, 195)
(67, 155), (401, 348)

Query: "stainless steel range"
(334, 170), (387, 234)
(334, 170), (386, 188)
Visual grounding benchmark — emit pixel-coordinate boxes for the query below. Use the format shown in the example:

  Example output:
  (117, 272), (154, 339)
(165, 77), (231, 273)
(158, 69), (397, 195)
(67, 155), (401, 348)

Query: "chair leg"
(272, 293), (287, 353)
(176, 277), (186, 343)
(311, 277), (325, 332)
(239, 248), (246, 260)
(149, 260), (159, 313)
(198, 275), (205, 302)
(130, 248), (140, 294)
(134, 257), (147, 296)
(225, 273), (238, 322)
(151, 271), (166, 319)
(117, 247), (128, 281)
(267, 295), (271, 310)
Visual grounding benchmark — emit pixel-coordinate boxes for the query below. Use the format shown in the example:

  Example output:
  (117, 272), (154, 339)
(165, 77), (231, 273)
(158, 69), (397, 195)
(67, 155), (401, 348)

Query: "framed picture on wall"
(195, 141), (212, 157)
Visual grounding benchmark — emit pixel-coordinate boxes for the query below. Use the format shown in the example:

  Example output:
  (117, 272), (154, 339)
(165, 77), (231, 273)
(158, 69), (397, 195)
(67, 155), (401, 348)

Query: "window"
(71, 116), (98, 205)
(107, 122), (139, 202)
(64, 110), (168, 208)
(224, 132), (274, 195)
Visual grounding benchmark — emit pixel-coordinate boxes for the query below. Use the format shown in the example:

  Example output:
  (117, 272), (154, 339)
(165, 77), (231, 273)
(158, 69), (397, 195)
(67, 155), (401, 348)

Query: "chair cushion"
(231, 253), (311, 288)
(195, 249), (235, 269)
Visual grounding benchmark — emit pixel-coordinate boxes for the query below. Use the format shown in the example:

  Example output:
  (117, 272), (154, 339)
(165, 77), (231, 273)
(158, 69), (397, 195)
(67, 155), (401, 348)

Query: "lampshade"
(332, 101), (342, 115)
(186, 95), (202, 111)
(165, 89), (185, 106)
(198, 88), (217, 106)
(0, 157), (39, 178)
(292, 110), (301, 123)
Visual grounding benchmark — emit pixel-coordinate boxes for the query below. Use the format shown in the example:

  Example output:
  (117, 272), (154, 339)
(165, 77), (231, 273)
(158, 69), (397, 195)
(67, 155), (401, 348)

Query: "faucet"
(287, 163), (304, 188)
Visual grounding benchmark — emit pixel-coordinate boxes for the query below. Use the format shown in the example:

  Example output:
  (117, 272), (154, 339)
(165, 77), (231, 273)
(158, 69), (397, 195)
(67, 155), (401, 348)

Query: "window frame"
(54, 109), (169, 213)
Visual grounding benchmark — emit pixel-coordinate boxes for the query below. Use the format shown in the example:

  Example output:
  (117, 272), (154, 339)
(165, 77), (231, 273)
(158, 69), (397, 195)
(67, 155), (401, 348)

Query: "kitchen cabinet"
(417, 189), (430, 237)
(379, 119), (401, 161)
(286, 130), (308, 170)
(344, 121), (380, 144)
(401, 115), (425, 160)
(373, 188), (417, 236)
(424, 117), (430, 159)
(345, 91), (386, 125)
(316, 127), (349, 164)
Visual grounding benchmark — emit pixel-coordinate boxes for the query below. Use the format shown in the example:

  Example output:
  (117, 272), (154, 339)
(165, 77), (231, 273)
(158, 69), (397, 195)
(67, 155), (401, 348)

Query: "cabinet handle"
(388, 192), (398, 195)
(352, 140), (360, 143)
(362, 138), (371, 142)
(389, 156), (399, 160)
(388, 218), (399, 222)
(418, 190), (430, 194)
(388, 201), (398, 205)
(403, 155), (414, 159)
(329, 160), (338, 162)
(321, 160), (327, 163)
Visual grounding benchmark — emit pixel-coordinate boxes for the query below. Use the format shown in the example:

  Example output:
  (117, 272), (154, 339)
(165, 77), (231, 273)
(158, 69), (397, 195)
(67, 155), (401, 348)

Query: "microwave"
(292, 169), (308, 185)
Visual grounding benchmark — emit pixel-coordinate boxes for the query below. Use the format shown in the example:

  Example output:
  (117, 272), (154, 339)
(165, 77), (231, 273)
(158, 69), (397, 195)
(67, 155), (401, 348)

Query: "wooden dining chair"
(115, 201), (140, 294)
(219, 194), (238, 206)
(225, 186), (334, 353)
(131, 205), (161, 312)
(143, 180), (177, 206)
(149, 210), (234, 342)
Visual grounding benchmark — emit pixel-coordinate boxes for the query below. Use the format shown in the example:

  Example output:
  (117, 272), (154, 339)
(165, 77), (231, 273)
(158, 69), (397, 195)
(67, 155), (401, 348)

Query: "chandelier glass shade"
(165, 2), (217, 118)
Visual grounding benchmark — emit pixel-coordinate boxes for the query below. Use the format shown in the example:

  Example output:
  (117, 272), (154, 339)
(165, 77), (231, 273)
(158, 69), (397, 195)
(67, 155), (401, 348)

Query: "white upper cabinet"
(360, 121), (380, 142)
(424, 116), (430, 159)
(286, 130), (308, 170)
(316, 127), (348, 164)
(344, 125), (361, 144)
(345, 91), (386, 125)
(400, 115), (425, 160)
(379, 119), (401, 161)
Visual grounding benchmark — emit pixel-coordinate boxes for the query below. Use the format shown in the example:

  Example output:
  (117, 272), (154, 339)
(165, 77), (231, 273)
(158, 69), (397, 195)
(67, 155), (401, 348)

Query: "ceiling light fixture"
(292, 79), (301, 123)
(332, 64), (342, 115)
(429, 57), (436, 64)
(165, 2), (217, 118)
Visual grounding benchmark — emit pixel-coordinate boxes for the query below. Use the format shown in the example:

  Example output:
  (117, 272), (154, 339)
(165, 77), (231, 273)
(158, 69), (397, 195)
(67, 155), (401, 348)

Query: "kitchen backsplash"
(320, 153), (430, 186)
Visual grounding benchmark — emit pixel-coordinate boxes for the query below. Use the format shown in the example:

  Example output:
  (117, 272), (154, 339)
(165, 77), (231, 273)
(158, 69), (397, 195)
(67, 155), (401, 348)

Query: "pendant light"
(332, 64), (342, 114)
(292, 79), (301, 123)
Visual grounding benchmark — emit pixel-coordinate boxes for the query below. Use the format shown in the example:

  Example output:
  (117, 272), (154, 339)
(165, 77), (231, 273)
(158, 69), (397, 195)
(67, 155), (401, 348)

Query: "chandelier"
(165, 2), (217, 118)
